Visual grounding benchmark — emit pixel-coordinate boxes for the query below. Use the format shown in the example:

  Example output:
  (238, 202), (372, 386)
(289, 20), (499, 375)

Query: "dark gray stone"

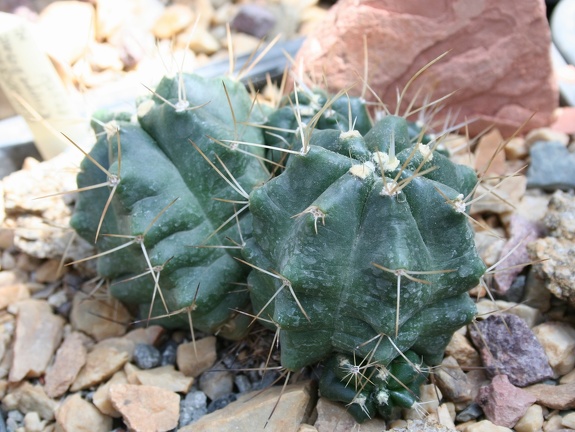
(161, 340), (178, 366)
(206, 393), (237, 413)
(133, 343), (161, 370)
(231, 4), (276, 39)
(526, 141), (575, 190)
(455, 402), (483, 422)
(469, 313), (554, 387)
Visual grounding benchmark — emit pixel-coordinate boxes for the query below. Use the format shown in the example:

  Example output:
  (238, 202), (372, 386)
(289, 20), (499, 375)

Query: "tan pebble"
(9, 299), (64, 382)
(455, 420), (476, 431)
(44, 332), (88, 398)
(474, 129), (506, 176)
(123, 325), (164, 346)
(465, 419), (513, 432)
(388, 419), (408, 429)
(2, 250), (16, 270)
(153, 4), (195, 39)
(445, 332), (481, 369)
(110, 384), (180, 432)
(23, 411), (46, 432)
(525, 127), (569, 147)
(0, 284), (30, 310)
(92, 370), (127, 418)
(177, 336), (217, 378)
(124, 363), (194, 393)
(514, 403), (544, 432)
(2, 382), (57, 420)
(560, 368), (575, 384)
(183, 382), (318, 432)
(0, 229), (15, 250)
(179, 28), (220, 55)
(56, 393), (112, 432)
(437, 404), (456, 429)
(34, 259), (65, 283)
(504, 136), (529, 160)
(532, 321), (575, 377)
(562, 412), (575, 429)
(88, 42), (124, 72)
(543, 414), (564, 432)
(0, 270), (27, 287)
(70, 339), (133, 391)
(15, 254), (42, 273)
(470, 175), (527, 215)
(70, 292), (130, 341)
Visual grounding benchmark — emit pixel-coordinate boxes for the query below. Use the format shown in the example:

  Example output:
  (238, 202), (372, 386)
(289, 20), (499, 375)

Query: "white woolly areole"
(452, 193), (467, 213)
(137, 99), (155, 118)
(375, 389), (389, 405)
(380, 179), (400, 197)
(418, 143), (433, 162)
(349, 161), (375, 179)
(340, 129), (361, 140)
(372, 151), (399, 172)
(104, 120), (120, 140)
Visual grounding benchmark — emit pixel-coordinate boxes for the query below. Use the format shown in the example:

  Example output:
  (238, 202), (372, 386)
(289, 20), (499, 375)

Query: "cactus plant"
(243, 114), (485, 420)
(70, 73), (269, 337)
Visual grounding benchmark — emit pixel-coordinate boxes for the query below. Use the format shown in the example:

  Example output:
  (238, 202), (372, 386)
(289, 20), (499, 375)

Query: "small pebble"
(179, 390), (208, 427)
(207, 393), (237, 413)
(234, 374), (252, 393)
(161, 340), (178, 366)
(455, 402), (483, 423)
(133, 344), (161, 370)
(199, 369), (234, 401)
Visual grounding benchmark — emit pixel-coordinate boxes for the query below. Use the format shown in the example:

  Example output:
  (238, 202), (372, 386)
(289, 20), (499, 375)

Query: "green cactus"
(243, 115), (485, 420)
(70, 73), (269, 337)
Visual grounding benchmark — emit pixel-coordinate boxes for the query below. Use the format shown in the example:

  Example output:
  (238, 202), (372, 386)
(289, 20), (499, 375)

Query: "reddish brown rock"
(295, 0), (557, 137)
(469, 314), (553, 387)
(476, 375), (536, 428)
(9, 299), (65, 382)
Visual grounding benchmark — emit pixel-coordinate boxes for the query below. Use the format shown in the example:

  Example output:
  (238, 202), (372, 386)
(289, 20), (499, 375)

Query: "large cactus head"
(243, 114), (485, 420)
(70, 73), (269, 338)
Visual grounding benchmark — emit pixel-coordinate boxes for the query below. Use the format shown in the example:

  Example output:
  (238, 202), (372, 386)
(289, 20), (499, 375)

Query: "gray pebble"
(455, 402), (483, 422)
(234, 374), (252, 393)
(133, 343), (162, 369)
(231, 4), (276, 39)
(207, 393), (237, 413)
(179, 390), (208, 427)
(6, 411), (23, 432)
(161, 340), (178, 366)
(527, 141), (575, 190)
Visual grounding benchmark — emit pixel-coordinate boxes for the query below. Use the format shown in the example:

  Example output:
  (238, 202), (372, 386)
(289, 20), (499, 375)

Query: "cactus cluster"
(70, 74), (485, 422)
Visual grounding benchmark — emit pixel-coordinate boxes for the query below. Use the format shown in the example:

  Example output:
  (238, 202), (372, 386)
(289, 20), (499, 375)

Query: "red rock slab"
(295, 0), (558, 137)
